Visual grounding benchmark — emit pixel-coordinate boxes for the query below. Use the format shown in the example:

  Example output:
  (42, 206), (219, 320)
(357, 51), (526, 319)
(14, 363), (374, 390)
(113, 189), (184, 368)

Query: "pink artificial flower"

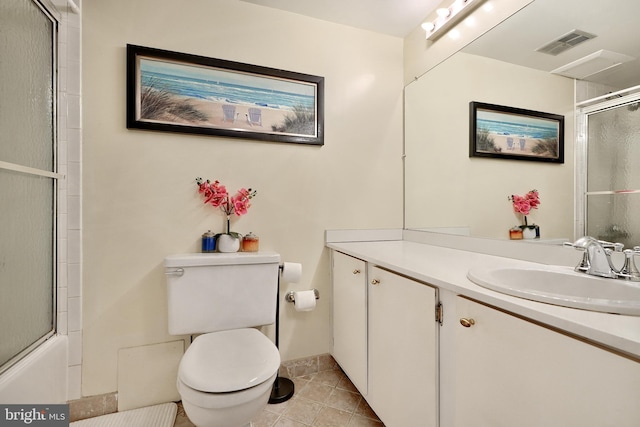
(509, 190), (540, 216)
(512, 196), (531, 215)
(195, 178), (256, 218)
(203, 180), (228, 209)
(526, 190), (540, 209)
(231, 188), (251, 216)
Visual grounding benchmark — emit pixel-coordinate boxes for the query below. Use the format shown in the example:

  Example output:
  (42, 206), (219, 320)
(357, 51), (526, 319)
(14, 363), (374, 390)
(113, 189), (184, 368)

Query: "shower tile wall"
(52, 0), (83, 401)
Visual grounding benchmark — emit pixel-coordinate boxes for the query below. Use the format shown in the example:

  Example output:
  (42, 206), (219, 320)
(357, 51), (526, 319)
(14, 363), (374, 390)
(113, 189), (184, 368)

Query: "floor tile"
(297, 381), (335, 403)
(282, 397), (323, 425)
(326, 389), (361, 413)
(348, 415), (384, 427)
(312, 407), (353, 427)
(173, 367), (385, 427)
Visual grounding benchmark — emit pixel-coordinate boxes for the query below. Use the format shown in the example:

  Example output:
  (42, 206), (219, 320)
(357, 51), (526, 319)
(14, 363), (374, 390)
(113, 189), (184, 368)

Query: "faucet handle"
(619, 249), (640, 282)
(564, 238), (594, 273)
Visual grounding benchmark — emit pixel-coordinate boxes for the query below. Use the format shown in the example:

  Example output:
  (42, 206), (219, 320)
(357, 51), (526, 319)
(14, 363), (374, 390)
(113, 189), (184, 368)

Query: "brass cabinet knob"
(459, 318), (476, 328)
(371, 279), (380, 285)
(352, 269), (361, 274)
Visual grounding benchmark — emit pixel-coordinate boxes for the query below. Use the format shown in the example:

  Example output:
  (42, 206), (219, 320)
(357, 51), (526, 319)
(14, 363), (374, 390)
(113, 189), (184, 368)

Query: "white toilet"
(165, 252), (282, 427)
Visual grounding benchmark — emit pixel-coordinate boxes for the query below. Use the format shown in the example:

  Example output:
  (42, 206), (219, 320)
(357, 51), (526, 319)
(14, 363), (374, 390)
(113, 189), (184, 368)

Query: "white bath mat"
(70, 402), (177, 427)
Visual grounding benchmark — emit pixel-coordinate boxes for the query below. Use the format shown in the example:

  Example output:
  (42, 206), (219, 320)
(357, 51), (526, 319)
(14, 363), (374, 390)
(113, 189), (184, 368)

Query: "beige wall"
(405, 52), (575, 240)
(82, 0), (403, 397)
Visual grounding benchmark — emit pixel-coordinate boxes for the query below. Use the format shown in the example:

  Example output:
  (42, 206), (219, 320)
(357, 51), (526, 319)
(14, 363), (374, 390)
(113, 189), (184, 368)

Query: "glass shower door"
(0, 0), (58, 373)
(584, 99), (640, 248)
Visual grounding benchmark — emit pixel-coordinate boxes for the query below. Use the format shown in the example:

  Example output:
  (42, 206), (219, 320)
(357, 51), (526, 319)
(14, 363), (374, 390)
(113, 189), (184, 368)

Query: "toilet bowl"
(176, 328), (281, 427)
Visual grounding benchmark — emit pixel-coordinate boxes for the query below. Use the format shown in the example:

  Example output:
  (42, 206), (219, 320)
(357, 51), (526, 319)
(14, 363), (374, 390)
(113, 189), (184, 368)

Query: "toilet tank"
(164, 252), (281, 335)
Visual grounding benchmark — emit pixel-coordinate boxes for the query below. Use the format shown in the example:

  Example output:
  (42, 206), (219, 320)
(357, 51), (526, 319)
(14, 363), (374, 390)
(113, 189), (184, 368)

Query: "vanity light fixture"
(422, 0), (488, 41)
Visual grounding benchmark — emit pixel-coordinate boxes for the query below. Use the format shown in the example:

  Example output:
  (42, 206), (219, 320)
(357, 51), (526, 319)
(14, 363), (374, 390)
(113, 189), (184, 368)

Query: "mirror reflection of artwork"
(470, 102), (564, 163)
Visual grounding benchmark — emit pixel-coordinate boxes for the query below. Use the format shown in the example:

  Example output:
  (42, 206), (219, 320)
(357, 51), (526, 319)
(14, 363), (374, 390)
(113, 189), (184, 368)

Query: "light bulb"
(421, 22), (436, 32)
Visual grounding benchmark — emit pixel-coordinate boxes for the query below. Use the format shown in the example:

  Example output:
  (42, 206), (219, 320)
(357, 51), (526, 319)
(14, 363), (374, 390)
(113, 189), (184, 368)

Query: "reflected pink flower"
(510, 190), (540, 214)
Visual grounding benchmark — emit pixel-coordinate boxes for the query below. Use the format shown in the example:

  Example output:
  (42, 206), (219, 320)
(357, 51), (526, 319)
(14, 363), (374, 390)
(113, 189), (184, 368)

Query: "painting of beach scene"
(469, 102), (564, 163)
(126, 44), (324, 145)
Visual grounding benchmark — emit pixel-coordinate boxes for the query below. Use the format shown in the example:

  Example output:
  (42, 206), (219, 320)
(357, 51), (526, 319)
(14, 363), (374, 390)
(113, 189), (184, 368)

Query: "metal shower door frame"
(575, 86), (640, 239)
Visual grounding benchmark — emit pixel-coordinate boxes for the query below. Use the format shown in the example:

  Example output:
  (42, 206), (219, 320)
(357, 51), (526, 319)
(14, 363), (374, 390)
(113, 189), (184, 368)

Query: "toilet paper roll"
(281, 262), (302, 283)
(293, 290), (316, 312)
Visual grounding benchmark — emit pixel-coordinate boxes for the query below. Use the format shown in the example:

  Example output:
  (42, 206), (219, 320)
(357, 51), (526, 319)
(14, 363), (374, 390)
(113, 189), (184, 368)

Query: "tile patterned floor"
(173, 367), (385, 427)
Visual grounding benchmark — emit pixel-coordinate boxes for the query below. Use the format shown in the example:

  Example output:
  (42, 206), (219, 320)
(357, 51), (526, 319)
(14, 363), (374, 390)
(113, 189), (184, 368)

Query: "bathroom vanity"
(332, 251), (438, 426)
(327, 233), (640, 427)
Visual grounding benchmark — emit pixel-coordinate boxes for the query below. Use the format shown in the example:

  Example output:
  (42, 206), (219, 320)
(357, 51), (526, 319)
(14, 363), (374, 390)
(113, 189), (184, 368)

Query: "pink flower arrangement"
(509, 189), (540, 227)
(196, 177), (256, 235)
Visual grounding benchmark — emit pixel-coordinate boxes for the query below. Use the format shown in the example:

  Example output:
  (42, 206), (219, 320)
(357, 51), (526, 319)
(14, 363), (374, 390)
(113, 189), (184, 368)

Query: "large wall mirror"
(405, 0), (640, 242)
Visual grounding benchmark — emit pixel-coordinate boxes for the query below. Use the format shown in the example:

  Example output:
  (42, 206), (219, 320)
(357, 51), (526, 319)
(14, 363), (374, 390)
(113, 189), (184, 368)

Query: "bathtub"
(0, 335), (68, 404)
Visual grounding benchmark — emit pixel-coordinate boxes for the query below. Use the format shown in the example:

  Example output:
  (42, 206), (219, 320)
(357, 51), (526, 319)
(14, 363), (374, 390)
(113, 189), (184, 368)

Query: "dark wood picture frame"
(126, 44), (324, 145)
(469, 101), (564, 163)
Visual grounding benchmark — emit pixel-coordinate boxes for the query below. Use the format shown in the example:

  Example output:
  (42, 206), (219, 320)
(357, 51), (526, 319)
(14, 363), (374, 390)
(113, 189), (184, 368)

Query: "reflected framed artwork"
(126, 44), (324, 145)
(469, 102), (564, 163)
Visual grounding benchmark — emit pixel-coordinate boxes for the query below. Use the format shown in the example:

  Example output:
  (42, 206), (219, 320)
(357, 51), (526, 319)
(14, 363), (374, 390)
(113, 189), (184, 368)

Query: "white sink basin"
(467, 265), (640, 315)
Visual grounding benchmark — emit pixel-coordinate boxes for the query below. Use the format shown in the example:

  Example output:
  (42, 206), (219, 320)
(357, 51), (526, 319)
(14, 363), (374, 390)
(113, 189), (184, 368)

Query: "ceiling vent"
(536, 29), (597, 56)
(551, 49), (635, 79)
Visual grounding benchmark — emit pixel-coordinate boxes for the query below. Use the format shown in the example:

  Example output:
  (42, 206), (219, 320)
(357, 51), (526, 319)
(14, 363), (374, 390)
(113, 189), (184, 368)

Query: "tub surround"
(0, 335), (68, 404)
(327, 229), (640, 358)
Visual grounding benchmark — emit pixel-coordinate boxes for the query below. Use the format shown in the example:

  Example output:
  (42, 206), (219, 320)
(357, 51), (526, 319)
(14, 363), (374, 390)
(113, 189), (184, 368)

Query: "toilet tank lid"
(165, 251), (280, 268)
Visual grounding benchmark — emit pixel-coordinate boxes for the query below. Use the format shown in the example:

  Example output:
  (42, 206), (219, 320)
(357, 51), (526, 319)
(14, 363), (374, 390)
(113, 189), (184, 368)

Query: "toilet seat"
(177, 371), (277, 411)
(179, 328), (280, 393)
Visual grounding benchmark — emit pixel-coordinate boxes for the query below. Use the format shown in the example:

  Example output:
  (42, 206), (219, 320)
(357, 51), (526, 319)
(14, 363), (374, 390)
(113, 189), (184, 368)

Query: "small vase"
(217, 234), (240, 253)
(523, 227), (537, 239)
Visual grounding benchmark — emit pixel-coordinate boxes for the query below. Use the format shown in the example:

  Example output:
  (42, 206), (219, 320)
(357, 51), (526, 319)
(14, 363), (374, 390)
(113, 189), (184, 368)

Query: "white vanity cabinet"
(331, 251), (368, 394)
(451, 296), (640, 427)
(331, 251), (438, 427)
(367, 265), (438, 427)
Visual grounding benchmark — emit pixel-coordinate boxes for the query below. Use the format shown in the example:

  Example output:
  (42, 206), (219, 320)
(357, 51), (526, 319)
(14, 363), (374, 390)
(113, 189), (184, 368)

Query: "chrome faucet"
(564, 236), (625, 279)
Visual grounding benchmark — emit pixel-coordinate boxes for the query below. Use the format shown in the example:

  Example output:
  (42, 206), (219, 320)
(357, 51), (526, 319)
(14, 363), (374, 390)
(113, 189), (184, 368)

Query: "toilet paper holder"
(285, 289), (320, 303)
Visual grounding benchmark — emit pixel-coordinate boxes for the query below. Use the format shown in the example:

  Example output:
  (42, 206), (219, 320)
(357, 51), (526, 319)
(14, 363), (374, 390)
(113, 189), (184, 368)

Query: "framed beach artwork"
(469, 102), (564, 163)
(126, 44), (324, 145)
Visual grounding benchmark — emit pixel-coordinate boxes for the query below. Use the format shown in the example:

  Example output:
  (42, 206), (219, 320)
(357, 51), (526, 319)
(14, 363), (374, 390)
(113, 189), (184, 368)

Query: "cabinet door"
(454, 296), (640, 427)
(332, 251), (367, 394)
(368, 266), (438, 427)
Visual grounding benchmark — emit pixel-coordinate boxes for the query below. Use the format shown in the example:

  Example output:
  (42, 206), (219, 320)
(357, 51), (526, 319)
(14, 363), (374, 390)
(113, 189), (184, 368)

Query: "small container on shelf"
(201, 230), (216, 253)
(509, 227), (523, 240)
(241, 232), (259, 252)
